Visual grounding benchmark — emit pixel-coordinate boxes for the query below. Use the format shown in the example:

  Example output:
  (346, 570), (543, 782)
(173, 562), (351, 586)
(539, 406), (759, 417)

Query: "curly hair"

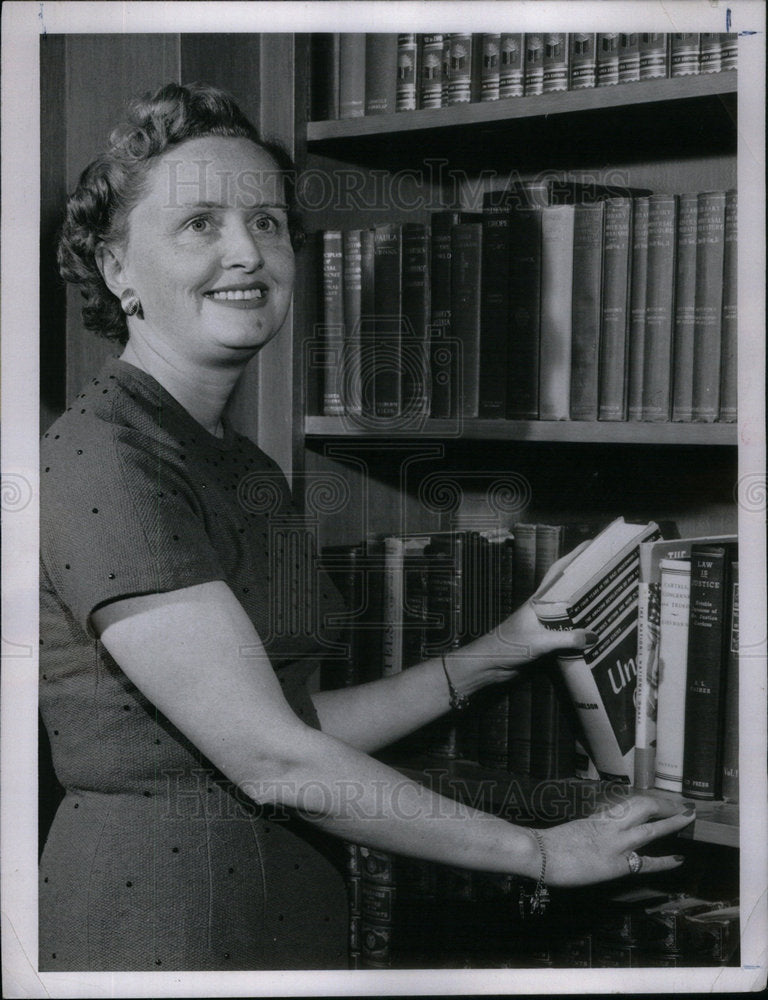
(57, 82), (304, 344)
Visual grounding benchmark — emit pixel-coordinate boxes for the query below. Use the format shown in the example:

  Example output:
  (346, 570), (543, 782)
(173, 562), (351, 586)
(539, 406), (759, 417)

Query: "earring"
(120, 289), (142, 317)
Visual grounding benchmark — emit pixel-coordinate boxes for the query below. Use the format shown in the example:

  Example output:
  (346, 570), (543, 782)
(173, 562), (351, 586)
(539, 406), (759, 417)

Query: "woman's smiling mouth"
(204, 285), (268, 307)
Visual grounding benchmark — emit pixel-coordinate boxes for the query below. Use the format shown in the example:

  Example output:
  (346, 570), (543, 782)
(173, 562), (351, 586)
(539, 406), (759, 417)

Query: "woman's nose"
(220, 220), (265, 271)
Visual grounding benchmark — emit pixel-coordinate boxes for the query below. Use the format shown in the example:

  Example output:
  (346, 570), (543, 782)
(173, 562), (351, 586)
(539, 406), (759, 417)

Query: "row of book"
(320, 518), (739, 802)
(316, 185), (737, 425)
(310, 33), (738, 120)
(345, 843), (739, 968)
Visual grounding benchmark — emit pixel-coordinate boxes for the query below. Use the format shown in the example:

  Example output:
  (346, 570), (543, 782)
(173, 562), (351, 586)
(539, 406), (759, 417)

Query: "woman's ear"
(95, 243), (128, 298)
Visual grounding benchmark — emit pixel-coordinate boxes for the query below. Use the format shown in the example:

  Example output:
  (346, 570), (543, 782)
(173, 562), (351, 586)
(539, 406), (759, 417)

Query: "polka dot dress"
(39, 358), (349, 971)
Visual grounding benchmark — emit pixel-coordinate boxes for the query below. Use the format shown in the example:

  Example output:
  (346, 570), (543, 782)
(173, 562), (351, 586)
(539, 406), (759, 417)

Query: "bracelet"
(440, 654), (471, 712)
(519, 828), (550, 920)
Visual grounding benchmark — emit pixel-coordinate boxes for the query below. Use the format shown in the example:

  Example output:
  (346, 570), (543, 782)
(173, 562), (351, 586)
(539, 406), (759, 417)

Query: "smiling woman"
(40, 82), (693, 973)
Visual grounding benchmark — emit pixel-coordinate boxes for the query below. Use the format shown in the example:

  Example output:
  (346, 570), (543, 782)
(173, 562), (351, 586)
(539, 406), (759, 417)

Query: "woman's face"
(116, 135), (296, 365)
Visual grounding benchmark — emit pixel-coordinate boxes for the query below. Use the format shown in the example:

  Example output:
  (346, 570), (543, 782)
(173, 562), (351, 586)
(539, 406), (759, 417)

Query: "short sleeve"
(41, 425), (225, 635)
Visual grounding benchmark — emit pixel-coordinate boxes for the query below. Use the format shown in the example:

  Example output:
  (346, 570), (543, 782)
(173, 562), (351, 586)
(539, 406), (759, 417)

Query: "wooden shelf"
(390, 756), (739, 849)
(305, 415), (737, 446)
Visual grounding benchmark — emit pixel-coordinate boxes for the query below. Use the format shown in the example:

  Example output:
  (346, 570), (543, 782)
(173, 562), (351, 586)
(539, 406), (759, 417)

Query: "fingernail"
(585, 631), (599, 648)
(683, 806), (695, 816)
(674, 855), (685, 863)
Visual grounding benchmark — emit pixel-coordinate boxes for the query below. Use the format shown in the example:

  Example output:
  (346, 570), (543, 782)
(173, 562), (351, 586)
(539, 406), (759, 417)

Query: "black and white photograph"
(1, 2), (766, 995)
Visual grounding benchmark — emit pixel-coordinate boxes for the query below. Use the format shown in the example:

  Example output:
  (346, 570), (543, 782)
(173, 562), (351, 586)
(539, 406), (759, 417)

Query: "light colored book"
(654, 558), (692, 792)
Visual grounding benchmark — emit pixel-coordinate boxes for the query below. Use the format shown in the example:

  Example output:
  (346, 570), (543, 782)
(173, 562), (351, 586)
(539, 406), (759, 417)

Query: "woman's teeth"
(208, 288), (265, 301)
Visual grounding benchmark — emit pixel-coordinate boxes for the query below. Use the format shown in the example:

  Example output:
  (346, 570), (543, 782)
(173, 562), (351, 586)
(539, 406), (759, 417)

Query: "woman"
(40, 82), (692, 971)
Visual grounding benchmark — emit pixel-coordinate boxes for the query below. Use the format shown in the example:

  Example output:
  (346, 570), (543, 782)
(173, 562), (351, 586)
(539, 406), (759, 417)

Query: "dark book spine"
(523, 33), (544, 96)
(321, 231), (345, 416)
(310, 34), (340, 121)
(599, 197), (633, 421)
(429, 211), (461, 418)
(419, 34), (444, 109)
(671, 193), (699, 422)
(539, 205), (575, 420)
(569, 32), (596, 89)
(396, 34), (418, 111)
(451, 223), (483, 418)
(499, 34), (524, 97)
(365, 34), (398, 115)
(401, 222), (431, 417)
(343, 842), (363, 967)
(373, 223), (403, 417)
(506, 207), (542, 419)
(618, 32), (640, 83)
(691, 191), (727, 422)
(319, 545), (364, 689)
(682, 545), (735, 799)
(480, 33), (501, 101)
(479, 203), (510, 417)
(359, 846), (396, 968)
(339, 33), (366, 118)
(719, 190), (738, 422)
(641, 194), (677, 421)
(542, 32), (569, 93)
(342, 230), (363, 416)
(670, 33), (700, 77)
(721, 563), (739, 802)
(639, 32), (668, 80)
(359, 228), (376, 418)
(570, 202), (605, 420)
(627, 197), (650, 420)
(597, 32), (620, 87)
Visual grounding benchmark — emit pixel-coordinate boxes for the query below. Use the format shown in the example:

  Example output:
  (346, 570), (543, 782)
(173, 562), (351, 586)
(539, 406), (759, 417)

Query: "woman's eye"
(187, 217), (211, 233)
(252, 215), (279, 234)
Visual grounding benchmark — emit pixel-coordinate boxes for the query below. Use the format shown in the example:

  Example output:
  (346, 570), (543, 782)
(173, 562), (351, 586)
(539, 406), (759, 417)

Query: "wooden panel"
(179, 34), (261, 126)
(64, 34), (180, 399)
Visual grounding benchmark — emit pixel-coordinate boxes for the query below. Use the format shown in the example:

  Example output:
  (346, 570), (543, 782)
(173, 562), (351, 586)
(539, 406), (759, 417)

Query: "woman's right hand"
(538, 793), (695, 887)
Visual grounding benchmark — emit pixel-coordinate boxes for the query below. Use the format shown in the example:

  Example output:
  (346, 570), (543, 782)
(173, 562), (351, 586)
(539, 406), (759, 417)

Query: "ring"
(626, 851), (644, 875)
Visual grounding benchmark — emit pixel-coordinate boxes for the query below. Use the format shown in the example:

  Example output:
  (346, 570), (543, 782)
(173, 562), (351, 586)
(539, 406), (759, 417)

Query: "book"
(670, 33), (700, 77)
(524, 33), (544, 96)
(359, 228), (376, 417)
(670, 193), (699, 422)
(542, 33), (569, 93)
(596, 33), (620, 87)
(396, 34), (418, 111)
(342, 229), (363, 415)
(506, 206), (542, 419)
(321, 230), (345, 416)
(381, 535), (431, 676)
(531, 517), (661, 783)
(310, 33), (340, 121)
(681, 906), (740, 964)
(720, 33), (738, 71)
(569, 33), (596, 89)
(319, 544), (367, 689)
(641, 194), (677, 422)
(618, 33), (641, 84)
(598, 197), (633, 421)
(401, 222), (431, 418)
(691, 191), (727, 422)
(569, 202), (605, 421)
(479, 200), (510, 417)
(429, 210), (462, 419)
(634, 533), (735, 789)
(699, 33), (722, 74)
(639, 33), (668, 80)
(627, 197), (650, 421)
(682, 543), (737, 799)
(721, 562), (739, 802)
(359, 846), (396, 968)
(539, 205), (575, 420)
(365, 34), (398, 115)
(446, 33), (478, 105)
(480, 33), (501, 101)
(419, 34), (444, 109)
(372, 222), (403, 417)
(339, 33), (366, 118)
(718, 190), (738, 422)
(451, 222), (483, 418)
(499, 33), (524, 97)
(653, 558), (691, 792)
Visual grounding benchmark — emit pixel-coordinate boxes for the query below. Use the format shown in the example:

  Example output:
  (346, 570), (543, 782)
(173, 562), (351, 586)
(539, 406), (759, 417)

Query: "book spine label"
(671, 194), (699, 421)
(618, 32), (641, 83)
(499, 34), (524, 97)
(339, 34), (366, 118)
(373, 224), (403, 417)
(639, 33), (668, 80)
(719, 190), (738, 422)
(480, 33), (501, 101)
(479, 205), (510, 417)
(542, 33), (569, 93)
(627, 197), (650, 420)
(365, 34), (398, 114)
(641, 195), (677, 421)
(419, 34), (444, 109)
(570, 202), (605, 420)
(670, 33), (700, 77)
(401, 223), (431, 417)
(451, 223), (483, 418)
(539, 205), (575, 420)
(446, 33), (473, 105)
(654, 560), (691, 792)
(507, 207), (542, 419)
(721, 566), (739, 801)
(599, 198), (632, 421)
(396, 34), (418, 111)
(597, 33), (620, 86)
(691, 191), (727, 422)
(342, 230), (363, 416)
(524, 34), (544, 95)
(682, 546), (733, 799)
(569, 33), (596, 89)
(322, 231), (345, 415)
